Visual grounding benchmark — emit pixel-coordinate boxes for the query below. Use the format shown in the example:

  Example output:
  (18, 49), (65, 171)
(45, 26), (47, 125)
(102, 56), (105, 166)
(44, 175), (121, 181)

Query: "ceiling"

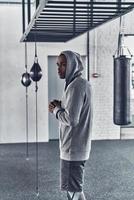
(20, 0), (134, 42)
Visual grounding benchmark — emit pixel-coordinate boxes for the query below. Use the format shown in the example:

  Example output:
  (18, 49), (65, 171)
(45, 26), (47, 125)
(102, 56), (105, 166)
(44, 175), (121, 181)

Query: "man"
(49, 50), (92, 200)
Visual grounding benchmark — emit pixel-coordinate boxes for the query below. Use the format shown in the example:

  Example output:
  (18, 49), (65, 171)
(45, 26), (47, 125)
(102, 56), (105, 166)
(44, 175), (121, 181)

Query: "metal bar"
(36, 0), (39, 8)
(30, 34), (74, 37)
(22, 0), (25, 33)
(27, 0), (31, 24)
(20, 0), (48, 42)
(33, 25), (99, 28)
(35, 83), (39, 196)
(31, 26), (93, 30)
(45, 5), (129, 10)
(33, 23), (97, 25)
(26, 87), (29, 159)
(42, 9), (124, 13)
(73, 0), (76, 36)
(30, 32), (74, 35)
(0, 1), (22, 4)
(90, 0), (93, 27)
(32, 26), (98, 30)
(31, 29), (87, 33)
(87, 31), (90, 81)
(26, 35), (72, 42)
(32, 24), (95, 27)
(35, 21), (106, 24)
(37, 16), (111, 19)
(124, 34), (134, 36)
(0, 0), (34, 4)
(36, 18), (104, 24)
(34, 22), (98, 25)
(32, 26), (96, 29)
(39, 13), (115, 16)
(117, 0), (122, 11)
(87, 0), (90, 81)
(47, 1), (134, 5)
(35, 25), (99, 27)
(35, 21), (101, 24)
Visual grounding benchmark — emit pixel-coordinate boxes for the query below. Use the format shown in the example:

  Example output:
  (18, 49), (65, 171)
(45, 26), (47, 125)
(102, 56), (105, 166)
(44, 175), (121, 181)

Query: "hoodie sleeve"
(53, 85), (84, 127)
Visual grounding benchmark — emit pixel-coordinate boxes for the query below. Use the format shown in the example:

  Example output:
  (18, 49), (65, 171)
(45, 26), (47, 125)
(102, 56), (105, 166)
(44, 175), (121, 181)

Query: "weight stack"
(114, 55), (131, 125)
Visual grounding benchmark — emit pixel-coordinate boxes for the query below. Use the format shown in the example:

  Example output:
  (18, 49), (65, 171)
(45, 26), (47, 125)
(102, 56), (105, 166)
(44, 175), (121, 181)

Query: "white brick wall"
(0, 5), (134, 143)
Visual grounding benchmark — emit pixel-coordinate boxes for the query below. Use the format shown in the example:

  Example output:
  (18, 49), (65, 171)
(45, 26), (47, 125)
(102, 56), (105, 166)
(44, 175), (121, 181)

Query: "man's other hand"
(49, 102), (56, 113)
(52, 100), (61, 108)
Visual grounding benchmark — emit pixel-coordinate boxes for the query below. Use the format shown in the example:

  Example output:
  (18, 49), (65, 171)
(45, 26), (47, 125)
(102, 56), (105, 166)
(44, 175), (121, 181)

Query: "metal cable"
(35, 82), (39, 196)
(73, 0), (76, 36)
(26, 86), (29, 160)
(117, 0), (126, 56)
(117, 16), (122, 56)
(34, 18), (37, 57)
(34, 16), (39, 196)
(25, 41), (29, 160)
(87, 0), (90, 81)
(25, 42), (28, 71)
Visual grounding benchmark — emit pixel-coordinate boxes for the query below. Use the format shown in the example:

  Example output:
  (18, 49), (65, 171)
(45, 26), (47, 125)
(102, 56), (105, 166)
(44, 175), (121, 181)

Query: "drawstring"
(67, 191), (75, 200)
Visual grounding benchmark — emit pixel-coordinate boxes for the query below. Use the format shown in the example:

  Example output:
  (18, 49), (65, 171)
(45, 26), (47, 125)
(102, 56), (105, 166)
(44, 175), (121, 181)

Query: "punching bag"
(30, 56), (42, 82)
(114, 55), (131, 125)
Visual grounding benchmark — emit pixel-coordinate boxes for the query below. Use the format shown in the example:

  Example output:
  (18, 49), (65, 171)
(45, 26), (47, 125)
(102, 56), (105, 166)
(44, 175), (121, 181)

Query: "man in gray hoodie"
(49, 51), (92, 200)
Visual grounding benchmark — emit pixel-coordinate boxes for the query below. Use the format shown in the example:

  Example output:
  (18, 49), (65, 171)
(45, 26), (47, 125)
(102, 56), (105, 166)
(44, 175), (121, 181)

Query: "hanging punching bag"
(21, 72), (31, 87)
(30, 56), (42, 82)
(114, 55), (131, 125)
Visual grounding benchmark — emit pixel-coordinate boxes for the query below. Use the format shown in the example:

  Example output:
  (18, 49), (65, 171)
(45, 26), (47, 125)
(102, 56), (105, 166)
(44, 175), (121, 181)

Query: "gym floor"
(0, 140), (134, 200)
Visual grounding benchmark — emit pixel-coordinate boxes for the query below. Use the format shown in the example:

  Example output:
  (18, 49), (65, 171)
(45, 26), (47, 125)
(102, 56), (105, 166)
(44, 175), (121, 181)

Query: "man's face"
(56, 54), (67, 79)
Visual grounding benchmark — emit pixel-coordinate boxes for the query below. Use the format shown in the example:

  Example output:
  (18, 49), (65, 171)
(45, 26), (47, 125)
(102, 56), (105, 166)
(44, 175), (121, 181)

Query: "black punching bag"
(21, 72), (31, 87)
(114, 55), (131, 125)
(30, 56), (42, 82)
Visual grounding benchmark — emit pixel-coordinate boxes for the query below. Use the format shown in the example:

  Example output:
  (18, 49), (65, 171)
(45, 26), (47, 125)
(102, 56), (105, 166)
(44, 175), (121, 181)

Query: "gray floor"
(0, 140), (134, 200)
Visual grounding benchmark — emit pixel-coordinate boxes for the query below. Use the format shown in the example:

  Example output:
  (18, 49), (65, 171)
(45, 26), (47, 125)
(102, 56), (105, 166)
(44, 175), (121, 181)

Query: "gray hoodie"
(53, 50), (92, 161)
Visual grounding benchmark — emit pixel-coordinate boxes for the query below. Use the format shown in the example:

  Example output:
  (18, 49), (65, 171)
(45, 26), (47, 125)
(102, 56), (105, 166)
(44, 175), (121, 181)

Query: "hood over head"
(60, 50), (84, 89)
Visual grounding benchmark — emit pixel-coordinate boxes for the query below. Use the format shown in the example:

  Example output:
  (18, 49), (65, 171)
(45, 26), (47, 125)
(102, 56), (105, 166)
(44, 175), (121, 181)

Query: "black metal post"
(87, 31), (90, 81)
(22, 0), (25, 33)
(90, 0), (94, 27)
(27, 0), (31, 24)
(117, 0), (122, 56)
(36, 0), (40, 8)
(73, 0), (76, 36)
(35, 82), (39, 196)
(26, 86), (29, 159)
(87, 1), (90, 81)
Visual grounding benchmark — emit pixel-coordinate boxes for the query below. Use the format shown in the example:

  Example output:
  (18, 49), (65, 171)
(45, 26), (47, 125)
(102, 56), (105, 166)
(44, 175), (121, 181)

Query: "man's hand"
(49, 102), (56, 113)
(48, 99), (61, 113)
(52, 99), (61, 108)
